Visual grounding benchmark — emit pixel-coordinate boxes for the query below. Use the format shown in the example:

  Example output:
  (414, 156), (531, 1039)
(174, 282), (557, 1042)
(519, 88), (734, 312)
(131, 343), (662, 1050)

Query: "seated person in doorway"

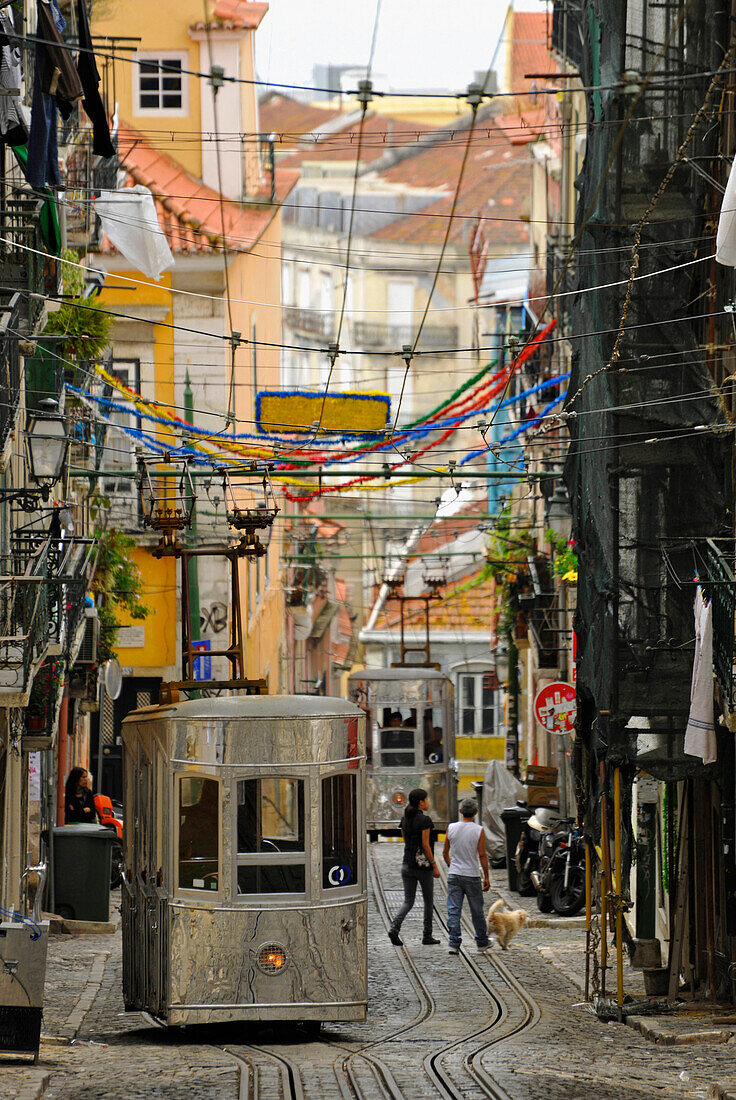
(64, 767), (99, 824)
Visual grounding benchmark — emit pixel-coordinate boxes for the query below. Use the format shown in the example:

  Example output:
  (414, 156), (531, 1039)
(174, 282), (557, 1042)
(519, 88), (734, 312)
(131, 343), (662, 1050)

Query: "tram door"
(123, 739), (161, 1012)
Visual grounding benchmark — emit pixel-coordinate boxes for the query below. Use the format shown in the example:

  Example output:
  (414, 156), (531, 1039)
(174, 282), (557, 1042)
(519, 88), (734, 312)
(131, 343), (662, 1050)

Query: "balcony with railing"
(0, 541), (52, 703)
(283, 306), (335, 341)
(0, 198), (60, 333)
(0, 293), (22, 457)
(550, 1), (584, 71)
(352, 321), (459, 351)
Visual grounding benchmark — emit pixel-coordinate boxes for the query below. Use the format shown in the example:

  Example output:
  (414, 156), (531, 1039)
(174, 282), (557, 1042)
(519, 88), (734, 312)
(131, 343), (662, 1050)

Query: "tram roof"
(124, 694), (363, 722)
(347, 667), (449, 682)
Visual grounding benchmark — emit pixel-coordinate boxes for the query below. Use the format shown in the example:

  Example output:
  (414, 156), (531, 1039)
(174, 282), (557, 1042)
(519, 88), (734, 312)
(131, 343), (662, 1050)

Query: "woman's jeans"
(390, 866), (434, 937)
(446, 874), (489, 948)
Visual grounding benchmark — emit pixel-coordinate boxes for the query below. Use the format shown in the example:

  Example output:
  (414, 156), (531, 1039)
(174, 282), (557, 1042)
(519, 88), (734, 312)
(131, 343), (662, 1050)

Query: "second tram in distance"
(347, 667), (457, 839)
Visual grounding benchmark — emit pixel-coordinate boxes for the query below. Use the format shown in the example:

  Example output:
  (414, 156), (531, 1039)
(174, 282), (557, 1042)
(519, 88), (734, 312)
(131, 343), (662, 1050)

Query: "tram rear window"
(237, 778), (305, 853)
(178, 776), (219, 891)
(377, 706), (416, 768)
(322, 774), (357, 889)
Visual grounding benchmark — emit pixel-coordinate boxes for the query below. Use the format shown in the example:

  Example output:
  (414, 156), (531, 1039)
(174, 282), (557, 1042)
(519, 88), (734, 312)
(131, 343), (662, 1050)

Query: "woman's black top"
(401, 809), (434, 871)
(65, 788), (98, 824)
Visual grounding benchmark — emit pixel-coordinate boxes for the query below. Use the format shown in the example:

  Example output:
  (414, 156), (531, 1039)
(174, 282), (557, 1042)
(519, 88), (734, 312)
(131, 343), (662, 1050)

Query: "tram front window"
(377, 706), (416, 768)
(322, 774), (357, 889)
(236, 778), (306, 895)
(178, 776), (219, 891)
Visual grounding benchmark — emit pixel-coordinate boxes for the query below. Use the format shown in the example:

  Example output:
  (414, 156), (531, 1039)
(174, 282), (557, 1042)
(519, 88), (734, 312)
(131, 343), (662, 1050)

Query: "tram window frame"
(176, 774), (221, 895)
(375, 705), (418, 769)
(235, 776), (308, 899)
(321, 772), (359, 893)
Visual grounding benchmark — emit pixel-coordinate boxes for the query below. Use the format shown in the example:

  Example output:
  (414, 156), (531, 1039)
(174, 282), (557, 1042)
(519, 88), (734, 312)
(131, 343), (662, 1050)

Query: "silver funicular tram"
(348, 667), (456, 838)
(121, 695), (367, 1026)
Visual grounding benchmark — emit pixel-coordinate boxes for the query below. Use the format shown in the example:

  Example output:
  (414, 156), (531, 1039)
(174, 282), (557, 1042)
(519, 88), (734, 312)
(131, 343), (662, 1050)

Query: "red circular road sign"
(534, 681), (577, 735)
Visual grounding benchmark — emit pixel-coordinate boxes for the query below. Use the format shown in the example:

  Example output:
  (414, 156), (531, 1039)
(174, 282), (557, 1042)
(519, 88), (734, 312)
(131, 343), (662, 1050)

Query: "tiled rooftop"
(103, 123), (298, 255)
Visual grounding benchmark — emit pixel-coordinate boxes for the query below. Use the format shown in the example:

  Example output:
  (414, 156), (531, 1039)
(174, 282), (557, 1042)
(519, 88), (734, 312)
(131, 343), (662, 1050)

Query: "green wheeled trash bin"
(52, 824), (113, 922)
(499, 805), (531, 894)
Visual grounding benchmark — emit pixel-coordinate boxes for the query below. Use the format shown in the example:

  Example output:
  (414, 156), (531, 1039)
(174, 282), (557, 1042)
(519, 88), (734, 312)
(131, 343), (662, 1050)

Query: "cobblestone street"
(3, 843), (736, 1099)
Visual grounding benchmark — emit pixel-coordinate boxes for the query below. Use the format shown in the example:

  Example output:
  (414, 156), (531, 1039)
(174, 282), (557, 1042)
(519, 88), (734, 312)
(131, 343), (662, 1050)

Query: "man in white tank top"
(442, 797), (490, 954)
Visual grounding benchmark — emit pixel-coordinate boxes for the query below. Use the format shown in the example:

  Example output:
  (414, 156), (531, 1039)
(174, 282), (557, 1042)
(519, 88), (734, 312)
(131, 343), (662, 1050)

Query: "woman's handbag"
(415, 850), (431, 869)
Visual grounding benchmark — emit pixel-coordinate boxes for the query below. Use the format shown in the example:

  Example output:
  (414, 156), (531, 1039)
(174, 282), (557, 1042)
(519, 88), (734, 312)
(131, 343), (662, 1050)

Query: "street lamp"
(25, 400), (69, 495)
(545, 481), (572, 542)
(494, 643), (510, 684)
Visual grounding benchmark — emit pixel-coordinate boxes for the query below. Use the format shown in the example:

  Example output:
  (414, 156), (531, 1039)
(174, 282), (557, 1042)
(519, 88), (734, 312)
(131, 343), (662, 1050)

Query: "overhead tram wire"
(291, 0), (382, 451)
(21, 29), (736, 103)
(476, 0), (698, 449)
(201, 0), (239, 430)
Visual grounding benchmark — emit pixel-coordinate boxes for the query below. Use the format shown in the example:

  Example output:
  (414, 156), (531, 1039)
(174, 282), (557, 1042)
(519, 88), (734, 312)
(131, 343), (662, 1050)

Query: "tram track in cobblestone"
(183, 844), (543, 1100)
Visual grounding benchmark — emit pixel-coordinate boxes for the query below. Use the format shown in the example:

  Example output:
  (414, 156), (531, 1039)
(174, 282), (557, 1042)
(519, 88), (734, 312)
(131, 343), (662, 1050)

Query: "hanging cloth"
(684, 585), (717, 765)
(27, 0), (83, 189)
(717, 154), (736, 265)
(75, 0), (114, 159)
(10, 145), (62, 255)
(95, 185), (174, 280)
(0, 6), (30, 147)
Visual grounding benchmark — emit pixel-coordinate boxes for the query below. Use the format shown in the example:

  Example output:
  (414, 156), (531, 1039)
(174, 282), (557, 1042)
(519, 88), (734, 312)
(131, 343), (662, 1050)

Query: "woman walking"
(388, 788), (441, 946)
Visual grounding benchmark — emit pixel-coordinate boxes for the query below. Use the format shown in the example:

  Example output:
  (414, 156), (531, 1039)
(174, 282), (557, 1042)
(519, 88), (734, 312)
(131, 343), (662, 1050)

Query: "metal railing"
(0, 199), (59, 332)
(0, 541), (52, 696)
(353, 321), (458, 351)
(12, 533), (96, 664)
(0, 294), (22, 454)
(283, 306), (335, 341)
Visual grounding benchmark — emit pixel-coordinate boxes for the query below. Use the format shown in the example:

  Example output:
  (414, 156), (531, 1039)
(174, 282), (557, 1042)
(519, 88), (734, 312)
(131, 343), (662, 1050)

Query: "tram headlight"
(392, 790), (407, 807)
(257, 943), (289, 975)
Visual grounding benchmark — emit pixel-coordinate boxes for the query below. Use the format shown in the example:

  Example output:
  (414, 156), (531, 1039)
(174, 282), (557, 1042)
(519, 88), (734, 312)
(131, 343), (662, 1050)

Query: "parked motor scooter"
(527, 810), (571, 912)
(94, 794), (123, 889)
(547, 824), (586, 917)
(515, 806), (565, 900)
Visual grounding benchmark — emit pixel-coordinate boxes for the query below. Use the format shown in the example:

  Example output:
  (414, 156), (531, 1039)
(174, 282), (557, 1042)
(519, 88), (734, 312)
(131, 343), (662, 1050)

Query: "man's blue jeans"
(447, 874), (489, 949)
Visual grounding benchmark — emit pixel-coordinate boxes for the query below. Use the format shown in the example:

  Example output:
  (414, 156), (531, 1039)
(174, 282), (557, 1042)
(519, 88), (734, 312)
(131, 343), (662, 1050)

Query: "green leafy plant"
(42, 249), (112, 362)
(546, 528), (578, 580)
(92, 529), (149, 662)
(486, 505), (537, 633)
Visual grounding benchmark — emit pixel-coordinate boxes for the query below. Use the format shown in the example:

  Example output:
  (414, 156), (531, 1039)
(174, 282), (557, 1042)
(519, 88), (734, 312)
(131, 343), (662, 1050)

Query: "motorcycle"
(515, 806), (566, 902)
(525, 811), (572, 913)
(94, 794), (124, 889)
(547, 824), (586, 917)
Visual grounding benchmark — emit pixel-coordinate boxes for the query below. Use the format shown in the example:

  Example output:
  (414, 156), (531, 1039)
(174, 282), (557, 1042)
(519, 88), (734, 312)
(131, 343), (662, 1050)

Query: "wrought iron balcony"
(352, 321), (458, 351)
(283, 306), (335, 341)
(0, 198), (60, 333)
(0, 294), (22, 457)
(550, 1), (584, 70)
(12, 531), (96, 665)
(0, 541), (52, 701)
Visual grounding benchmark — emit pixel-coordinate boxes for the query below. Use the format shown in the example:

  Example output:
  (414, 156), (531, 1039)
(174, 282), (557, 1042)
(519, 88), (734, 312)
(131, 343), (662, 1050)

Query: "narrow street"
(4, 843), (736, 1100)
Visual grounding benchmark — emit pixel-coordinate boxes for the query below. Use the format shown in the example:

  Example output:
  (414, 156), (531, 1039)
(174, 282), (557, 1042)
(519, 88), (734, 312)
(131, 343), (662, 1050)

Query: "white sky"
(255, 0), (546, 96)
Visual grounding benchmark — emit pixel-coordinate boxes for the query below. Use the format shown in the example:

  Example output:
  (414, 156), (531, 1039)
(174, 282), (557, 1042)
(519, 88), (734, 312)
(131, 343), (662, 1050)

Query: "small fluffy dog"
(487, 898), (528, 949)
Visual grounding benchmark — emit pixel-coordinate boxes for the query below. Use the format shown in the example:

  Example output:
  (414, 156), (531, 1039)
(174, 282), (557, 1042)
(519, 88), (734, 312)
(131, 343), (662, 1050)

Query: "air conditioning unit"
(76, 608), (99, 666)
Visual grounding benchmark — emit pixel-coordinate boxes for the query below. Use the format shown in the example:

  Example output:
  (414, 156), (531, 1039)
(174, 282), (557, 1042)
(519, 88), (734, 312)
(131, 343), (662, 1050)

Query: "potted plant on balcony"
(27, 660), (64, 734)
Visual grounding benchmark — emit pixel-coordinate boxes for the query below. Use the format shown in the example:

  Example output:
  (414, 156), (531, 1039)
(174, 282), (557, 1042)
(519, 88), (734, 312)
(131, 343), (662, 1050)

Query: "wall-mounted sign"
(534, 681), (576, 736)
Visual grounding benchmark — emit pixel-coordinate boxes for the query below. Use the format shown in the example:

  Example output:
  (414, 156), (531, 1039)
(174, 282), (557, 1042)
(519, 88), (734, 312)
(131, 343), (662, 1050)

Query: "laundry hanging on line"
(683, 584), (717, 765)
(95, 186), (175, 280)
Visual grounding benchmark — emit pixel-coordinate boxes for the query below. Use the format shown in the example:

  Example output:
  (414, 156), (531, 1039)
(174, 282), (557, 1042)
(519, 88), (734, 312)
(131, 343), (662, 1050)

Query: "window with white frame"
(457, 670), (498, 736)
(135, 52), (188, 114)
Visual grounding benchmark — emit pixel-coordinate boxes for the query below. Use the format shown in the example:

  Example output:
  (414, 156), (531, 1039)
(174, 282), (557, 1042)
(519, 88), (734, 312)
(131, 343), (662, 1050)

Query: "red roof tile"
(369, 117), (531, 247)
(278, 112), (436, 170)
(258, 93), (345, 149)
(103, 123), (298, 255)
(508, 11), (559, 101)
(190, 0), (268, 31)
